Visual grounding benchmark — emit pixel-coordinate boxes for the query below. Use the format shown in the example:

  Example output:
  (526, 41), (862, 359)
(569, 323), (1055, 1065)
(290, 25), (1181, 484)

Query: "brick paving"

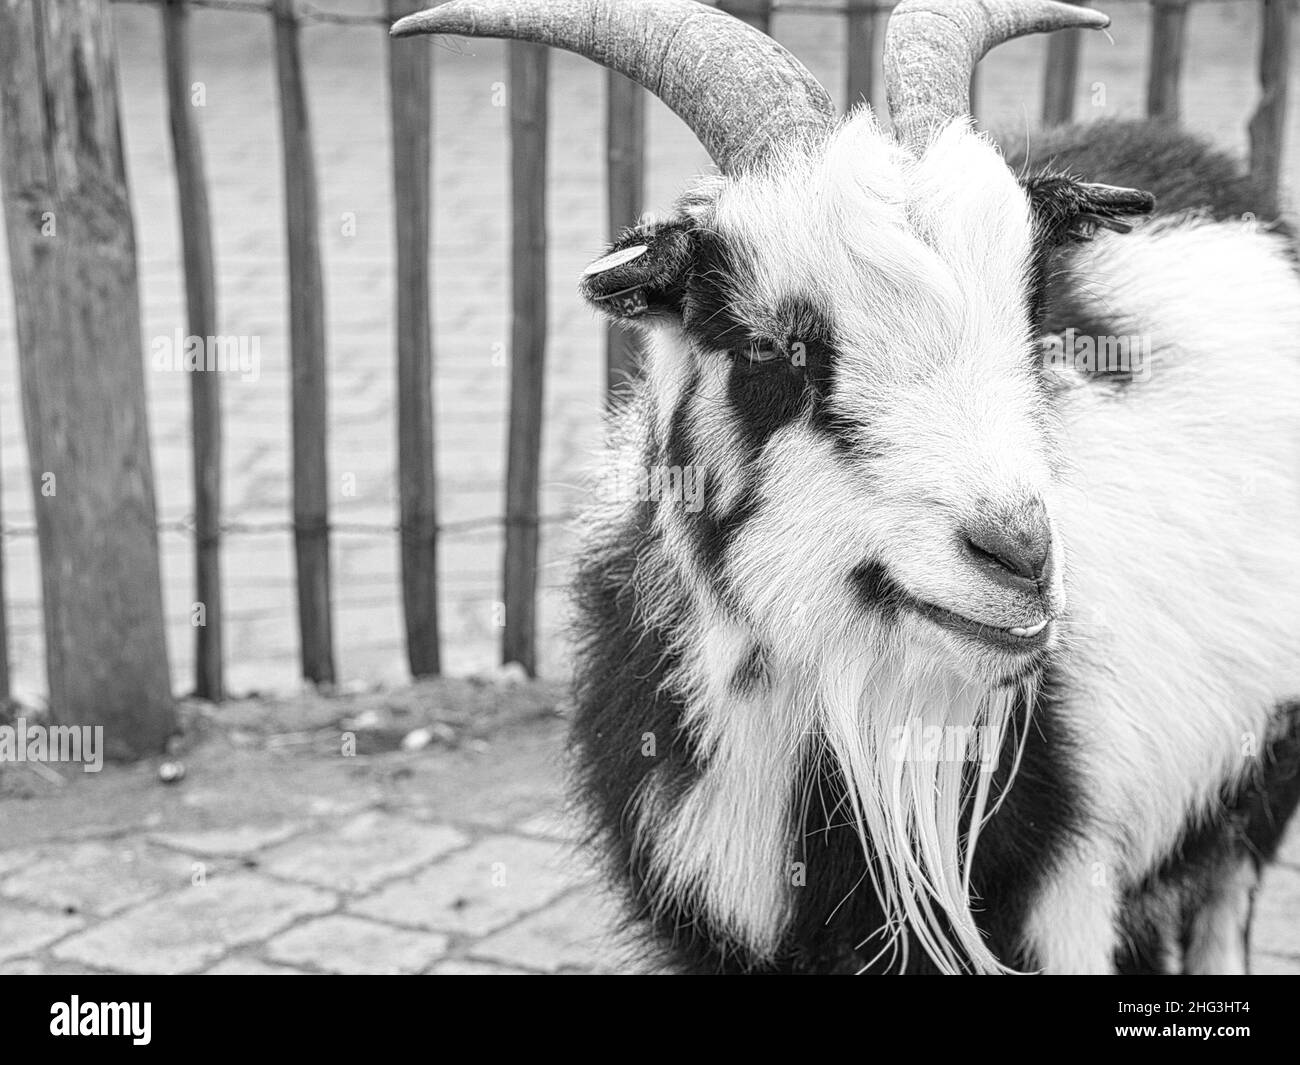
(0, 679), (1296, 975)
(0, 682), (647, 975)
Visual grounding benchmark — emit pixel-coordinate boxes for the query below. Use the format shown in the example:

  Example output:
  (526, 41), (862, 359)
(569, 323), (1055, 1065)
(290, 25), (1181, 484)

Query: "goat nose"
(962, 510), (1051, 586)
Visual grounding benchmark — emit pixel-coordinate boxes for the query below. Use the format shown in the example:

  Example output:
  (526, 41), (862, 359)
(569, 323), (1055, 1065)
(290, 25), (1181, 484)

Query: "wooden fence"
(0, 0), (1291, 754)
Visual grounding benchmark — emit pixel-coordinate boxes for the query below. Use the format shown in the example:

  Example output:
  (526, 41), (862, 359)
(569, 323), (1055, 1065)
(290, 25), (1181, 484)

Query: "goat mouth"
(907, 598), (1053, 654)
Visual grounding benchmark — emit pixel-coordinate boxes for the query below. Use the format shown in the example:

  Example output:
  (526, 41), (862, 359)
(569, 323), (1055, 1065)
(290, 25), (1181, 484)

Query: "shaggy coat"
(570, 116), (1300, 974)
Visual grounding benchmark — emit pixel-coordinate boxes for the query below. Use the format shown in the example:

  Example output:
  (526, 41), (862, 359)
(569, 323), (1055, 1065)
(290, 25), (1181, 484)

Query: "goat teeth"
(1008, 619), (1049, 638)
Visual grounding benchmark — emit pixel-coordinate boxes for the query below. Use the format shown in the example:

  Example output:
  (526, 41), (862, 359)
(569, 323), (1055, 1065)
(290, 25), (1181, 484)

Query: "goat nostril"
(962, 520), (1050, 583)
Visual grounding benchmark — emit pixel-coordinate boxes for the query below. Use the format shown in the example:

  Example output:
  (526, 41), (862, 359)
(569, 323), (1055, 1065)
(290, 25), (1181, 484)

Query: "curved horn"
(392, 0), (835, 173)
(885, 0), (1109, 151)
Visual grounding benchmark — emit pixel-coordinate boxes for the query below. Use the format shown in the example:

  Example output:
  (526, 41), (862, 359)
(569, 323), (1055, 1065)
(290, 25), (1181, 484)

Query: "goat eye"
(735, 338), (788, 365)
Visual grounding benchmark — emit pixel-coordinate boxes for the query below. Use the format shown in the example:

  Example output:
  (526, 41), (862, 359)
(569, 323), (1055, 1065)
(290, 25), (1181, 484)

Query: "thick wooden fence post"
(273, 0), (335, 685)
(1249, 0), (1292, 208)
(503, 42), (548, 676)
(0, 0), (174, 756)
(388, 0), (441, 676)
(605, 70), (644, 403)
(1147, 0), (1190, 122)
(1042, 1), (1089, 126)
(846, 0), (879, 112)
(163, 0), (224, 701)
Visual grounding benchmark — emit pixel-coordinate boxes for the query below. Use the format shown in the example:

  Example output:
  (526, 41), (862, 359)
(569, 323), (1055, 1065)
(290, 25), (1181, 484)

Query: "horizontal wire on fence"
(112, 0), (279, 15)
(295, 1), (391, 25)
(0, 512), (577, 541)
(110, 0), (392, 25)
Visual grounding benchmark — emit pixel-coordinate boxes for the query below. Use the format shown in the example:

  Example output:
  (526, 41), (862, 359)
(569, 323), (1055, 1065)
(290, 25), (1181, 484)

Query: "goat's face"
(589, 115), (1070, 686)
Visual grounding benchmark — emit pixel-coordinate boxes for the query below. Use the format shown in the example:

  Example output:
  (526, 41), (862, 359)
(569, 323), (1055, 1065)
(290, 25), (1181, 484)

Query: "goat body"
(572, 119), (1300, 974)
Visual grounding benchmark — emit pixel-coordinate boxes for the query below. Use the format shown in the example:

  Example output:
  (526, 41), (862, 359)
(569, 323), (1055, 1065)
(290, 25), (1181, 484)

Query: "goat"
(394, 0), (1300, 974)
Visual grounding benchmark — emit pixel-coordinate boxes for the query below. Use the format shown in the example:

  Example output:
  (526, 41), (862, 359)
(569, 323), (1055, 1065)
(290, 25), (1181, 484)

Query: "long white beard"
(637, 618), (1037, 972)
(810, 641), (1034, 974)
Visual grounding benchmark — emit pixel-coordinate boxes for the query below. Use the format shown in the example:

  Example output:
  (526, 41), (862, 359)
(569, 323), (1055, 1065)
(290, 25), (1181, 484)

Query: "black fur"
(1020, 174), (1154, 327)
(686, 235), (842, 452)
(569, 523), (756, 973)
(730, 642), (770, 696)
(1002, 118), (1284, 224)
(579, 219), (694, 321)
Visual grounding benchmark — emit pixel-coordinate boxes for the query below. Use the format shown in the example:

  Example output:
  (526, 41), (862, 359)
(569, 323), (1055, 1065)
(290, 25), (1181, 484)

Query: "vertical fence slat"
(388, 0), (441, 676)
(0, 0), (174, 755)
(1042, 4), (1088, 126)
(718, 0), (772, 33)
(845, 0), (878, 111)
(163, 0), (224, 701)
(273, 0), (335, 685)
(0, 460), (9, 709)
(503, 42), (548, 676)
(1147, 0), (1190, 122)
(1249, 0), (1292, 208)
(605, 70), (644, 403)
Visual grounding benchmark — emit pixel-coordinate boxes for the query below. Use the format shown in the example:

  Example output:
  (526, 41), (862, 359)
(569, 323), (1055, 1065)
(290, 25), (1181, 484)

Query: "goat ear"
(578, 220), (694, 322)
(1024, 174), (1156, 245)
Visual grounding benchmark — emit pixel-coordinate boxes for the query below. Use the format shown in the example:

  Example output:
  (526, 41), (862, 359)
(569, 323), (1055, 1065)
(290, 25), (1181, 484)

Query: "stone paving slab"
(202, 955), (314, 976)
(0, 956), (114, 976)
(257, 811), (469, 894)
(0, 839), (202, 919)
(150, 823), (309, 858)
(514, 808), (583, 843)
(0, 906), (85, 965)
(0, 849), (37, 878)
(50, 873), (339, 975)
(350, 835), (577, 938)
(470, 883), (636, 975)
(426, 958), (532, 976)
(265, 915), (450, 976)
